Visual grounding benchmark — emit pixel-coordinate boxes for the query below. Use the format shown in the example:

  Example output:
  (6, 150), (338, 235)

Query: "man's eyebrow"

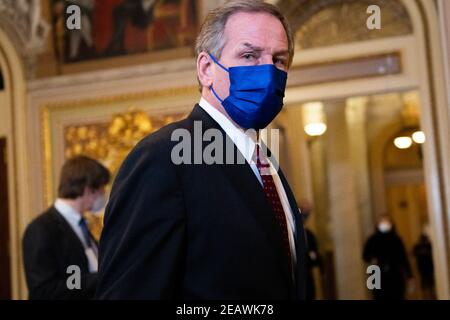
(239, 43), (289, 56)
(239, 42), (264, 52)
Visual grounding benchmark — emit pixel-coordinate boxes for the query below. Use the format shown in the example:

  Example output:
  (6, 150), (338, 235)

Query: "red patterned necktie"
(255, 144), (292, 268)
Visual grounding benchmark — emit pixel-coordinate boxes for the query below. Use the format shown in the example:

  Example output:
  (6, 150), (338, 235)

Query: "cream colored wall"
(272, 106), (312, 205)
(437, 0), (450, 298)
(367, 93), (405, 220)
(0, 90), (10, 135)
(324, 101), (367, 299)
(407, 0), (450, 299)
(346, 97), (373, 245)
(0, 84), (14, 297)
(0, 28), (30, 300)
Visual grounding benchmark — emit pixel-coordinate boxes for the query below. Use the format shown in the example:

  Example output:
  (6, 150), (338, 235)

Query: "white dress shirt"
(54, 199), (98, 273)
(198, 98), (297, 269)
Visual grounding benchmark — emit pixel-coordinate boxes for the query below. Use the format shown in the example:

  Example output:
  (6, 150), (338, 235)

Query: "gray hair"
(195, 0), (294, 69)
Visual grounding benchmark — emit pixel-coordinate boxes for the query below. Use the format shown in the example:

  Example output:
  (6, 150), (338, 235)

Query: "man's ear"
(197, 52), (213, 89)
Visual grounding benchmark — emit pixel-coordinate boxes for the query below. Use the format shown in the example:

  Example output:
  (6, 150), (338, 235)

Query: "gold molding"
(58, 47), (195, 76)
(41, 106), (52, 207)
(41, 85), (198, 110)
(39, 84), (198, 207)
(292, 51), (402, 72)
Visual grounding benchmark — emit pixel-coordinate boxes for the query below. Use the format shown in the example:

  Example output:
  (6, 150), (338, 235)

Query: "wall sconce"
(412, 131), (426, 144)
(302, 102), (327, 137)
(304, 123), (327, 136)
(393, 129), (425, 150)
(394, 136), (413, 149)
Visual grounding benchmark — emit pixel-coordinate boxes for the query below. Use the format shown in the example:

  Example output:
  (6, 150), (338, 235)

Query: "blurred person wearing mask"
(363, 214), (413, 300)
(22, 156), (110, 299)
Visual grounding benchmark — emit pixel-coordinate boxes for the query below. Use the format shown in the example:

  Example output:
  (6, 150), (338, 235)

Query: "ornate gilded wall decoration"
(0, 0), (50, 77)
(278, 0), (413, 49)
(63, 108), (185, 239)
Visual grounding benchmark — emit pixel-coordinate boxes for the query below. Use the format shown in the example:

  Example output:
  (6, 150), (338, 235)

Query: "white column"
(346, 97), (373, 242)
(325, 101), (366, 299)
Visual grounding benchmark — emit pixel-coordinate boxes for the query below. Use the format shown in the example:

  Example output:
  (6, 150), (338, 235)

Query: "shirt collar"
(54, 198), (83, 225)
(199, 97), (258, 164)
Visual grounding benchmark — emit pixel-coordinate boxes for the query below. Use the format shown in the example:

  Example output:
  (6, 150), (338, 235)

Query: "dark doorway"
(0, 138), (11, 299)
(0, 69), (4, 90)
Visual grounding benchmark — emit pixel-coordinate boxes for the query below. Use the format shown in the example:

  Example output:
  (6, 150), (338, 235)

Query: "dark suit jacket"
(22, 206), (98, 300)
(96, 104), (307, 299)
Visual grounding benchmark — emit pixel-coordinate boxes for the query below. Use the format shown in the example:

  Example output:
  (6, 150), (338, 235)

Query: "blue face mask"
(208, 53), (288, 130)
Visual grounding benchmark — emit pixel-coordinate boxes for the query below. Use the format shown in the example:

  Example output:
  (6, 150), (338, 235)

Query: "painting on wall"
(51, 0), (199, 63)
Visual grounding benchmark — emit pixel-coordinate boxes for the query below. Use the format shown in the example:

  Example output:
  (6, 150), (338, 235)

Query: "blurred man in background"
(22, 156), (110, 299)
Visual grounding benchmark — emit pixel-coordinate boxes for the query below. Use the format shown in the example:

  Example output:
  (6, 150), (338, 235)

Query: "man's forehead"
(224, 11), (286, 36)
(223, 12), (288, 50)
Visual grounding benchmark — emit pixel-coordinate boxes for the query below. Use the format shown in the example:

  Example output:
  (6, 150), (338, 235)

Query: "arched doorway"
(275, 0), (450, 299)
(0, 25), (32, 300)
(0, 2), (50, 299)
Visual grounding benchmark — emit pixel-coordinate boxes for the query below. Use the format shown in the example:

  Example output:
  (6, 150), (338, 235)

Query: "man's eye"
(243, 53), (254, 60)
(274, 57), (287, 66)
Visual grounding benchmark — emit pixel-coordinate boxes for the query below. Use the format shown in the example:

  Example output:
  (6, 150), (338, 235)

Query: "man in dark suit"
(22, 156), (110, 299)
(96, 0), (307, 300)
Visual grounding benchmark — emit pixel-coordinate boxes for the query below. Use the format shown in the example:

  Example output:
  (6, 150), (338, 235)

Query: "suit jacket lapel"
(187, 105), (295, 292)
(50, 207), (90, 271)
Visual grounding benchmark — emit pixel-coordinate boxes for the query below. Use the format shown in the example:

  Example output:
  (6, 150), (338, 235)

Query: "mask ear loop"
(207, 52), (229, 72)
(210, 85), (224, 103)
(207, 52), (229, 103)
